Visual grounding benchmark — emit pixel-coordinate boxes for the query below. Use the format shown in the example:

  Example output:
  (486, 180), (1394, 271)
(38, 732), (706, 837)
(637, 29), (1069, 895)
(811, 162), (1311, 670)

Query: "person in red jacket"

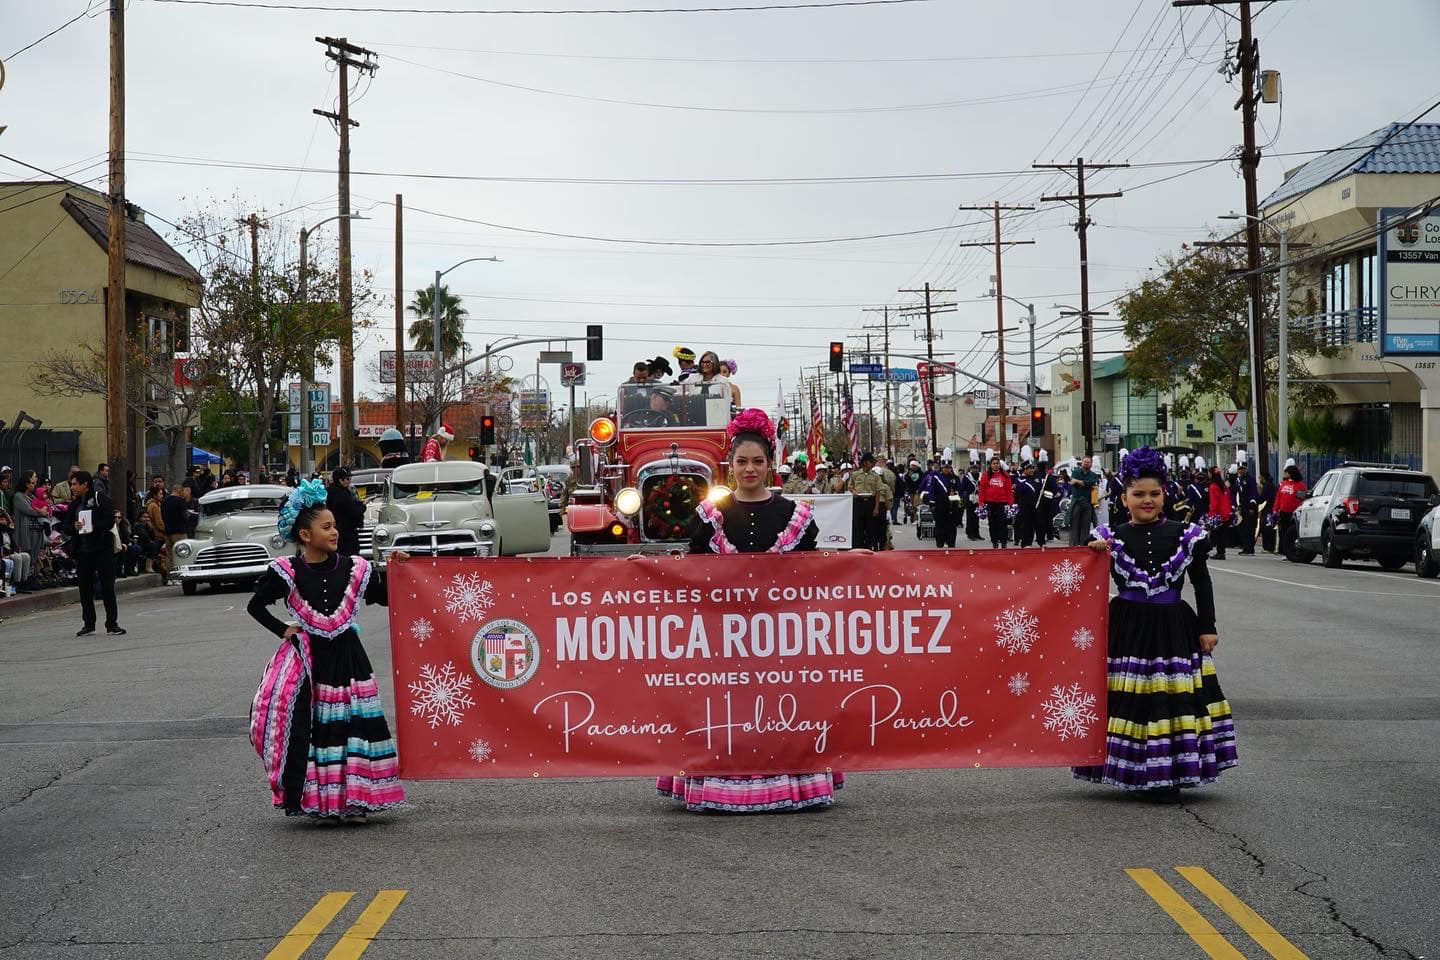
(979, 456), (1015, 549)
(1205, 467), (1234, 560)
(1273, 464), (1307, 560)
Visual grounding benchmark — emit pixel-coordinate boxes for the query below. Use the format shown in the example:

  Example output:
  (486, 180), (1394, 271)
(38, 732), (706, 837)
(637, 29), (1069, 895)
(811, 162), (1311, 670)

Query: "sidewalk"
(0, 573), (170, 623)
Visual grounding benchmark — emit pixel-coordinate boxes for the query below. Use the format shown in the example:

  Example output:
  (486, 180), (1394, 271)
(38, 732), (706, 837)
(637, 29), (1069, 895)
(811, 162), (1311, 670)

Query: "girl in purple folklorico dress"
(655, 408), (844, 812)
(1074, 447), (1238, 795)
(247, 478), (411, 820)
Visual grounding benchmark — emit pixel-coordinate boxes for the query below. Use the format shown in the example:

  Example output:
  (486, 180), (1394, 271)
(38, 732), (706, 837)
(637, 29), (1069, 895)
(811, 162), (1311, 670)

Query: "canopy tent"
(145, 443), (223, 466)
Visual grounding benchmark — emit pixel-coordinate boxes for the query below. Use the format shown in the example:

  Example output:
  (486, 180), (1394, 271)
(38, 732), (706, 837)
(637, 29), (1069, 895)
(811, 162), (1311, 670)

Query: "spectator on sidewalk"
(0, 467), (12, 517)
(1, 508), (34, 593)
(11, 470), (48, 588)
(134, 513), (163, 574)
(50, 466), (78, 506)
(326, 467), (366, 557)
(68, 471), (124, 637)
(159, 483), (193, 585)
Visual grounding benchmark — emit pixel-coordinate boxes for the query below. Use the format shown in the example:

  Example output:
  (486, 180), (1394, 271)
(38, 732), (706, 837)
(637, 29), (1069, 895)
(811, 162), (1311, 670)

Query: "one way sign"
(1213, 410), (1247, 444)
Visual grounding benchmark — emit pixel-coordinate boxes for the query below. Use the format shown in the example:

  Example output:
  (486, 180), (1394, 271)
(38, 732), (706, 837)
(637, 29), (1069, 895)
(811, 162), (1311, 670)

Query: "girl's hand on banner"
(1087, 539), (1111, 553)
(389, 550), (412, 562)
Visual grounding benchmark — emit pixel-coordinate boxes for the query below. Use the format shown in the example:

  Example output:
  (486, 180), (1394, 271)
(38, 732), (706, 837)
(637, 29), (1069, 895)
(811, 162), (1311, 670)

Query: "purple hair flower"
(1120, 446), (1168, 484)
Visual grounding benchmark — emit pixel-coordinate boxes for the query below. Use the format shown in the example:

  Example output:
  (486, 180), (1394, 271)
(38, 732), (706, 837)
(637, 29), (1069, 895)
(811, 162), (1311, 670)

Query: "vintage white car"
(370, 460), (551, 564)
(169, 484), (292, 595)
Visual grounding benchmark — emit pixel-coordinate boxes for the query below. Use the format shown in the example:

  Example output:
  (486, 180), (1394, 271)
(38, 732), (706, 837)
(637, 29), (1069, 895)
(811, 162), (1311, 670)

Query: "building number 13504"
(58, 289), (100, 304)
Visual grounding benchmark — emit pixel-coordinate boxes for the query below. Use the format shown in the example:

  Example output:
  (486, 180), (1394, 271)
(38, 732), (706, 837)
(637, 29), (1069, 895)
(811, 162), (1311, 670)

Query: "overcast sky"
(5, 0), (1438, 419)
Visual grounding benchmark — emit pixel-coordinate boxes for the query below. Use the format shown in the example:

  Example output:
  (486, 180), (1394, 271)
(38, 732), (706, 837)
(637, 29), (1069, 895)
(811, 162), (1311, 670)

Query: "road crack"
(1177, 800), (1267, 875)
(1293, 864), (1421, 959)
(0, 754), (98, 816)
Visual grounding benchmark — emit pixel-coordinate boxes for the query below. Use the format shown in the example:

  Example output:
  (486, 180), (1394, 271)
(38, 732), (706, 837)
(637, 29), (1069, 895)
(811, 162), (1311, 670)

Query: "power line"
(144, 0), (934, 13)
(5, 2), (102, 60)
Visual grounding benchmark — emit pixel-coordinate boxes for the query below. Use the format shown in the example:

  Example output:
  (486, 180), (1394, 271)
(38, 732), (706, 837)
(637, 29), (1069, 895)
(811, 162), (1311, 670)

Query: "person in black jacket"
(326, 467), (367, 557)
(69, 471), (124, 636)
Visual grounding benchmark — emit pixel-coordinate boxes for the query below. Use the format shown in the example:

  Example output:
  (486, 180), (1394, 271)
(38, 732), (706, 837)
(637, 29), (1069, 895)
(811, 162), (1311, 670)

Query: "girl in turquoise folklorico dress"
(1074, 447), (1239, 794)
(655, 408), (843, 812)
(247, 478), (410, 819)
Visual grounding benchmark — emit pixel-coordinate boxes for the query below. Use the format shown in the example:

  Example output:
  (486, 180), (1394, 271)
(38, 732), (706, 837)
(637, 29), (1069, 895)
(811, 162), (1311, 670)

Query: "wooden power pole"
(106, 0), (128, 484)
(954, 203), (1035, 458)
(1035, 157), (1126, 457)
(897, 283), (956, 457)
(862, 305), (909, 458)
(394, 193), (405, 432)
(315, 37), (378, 467)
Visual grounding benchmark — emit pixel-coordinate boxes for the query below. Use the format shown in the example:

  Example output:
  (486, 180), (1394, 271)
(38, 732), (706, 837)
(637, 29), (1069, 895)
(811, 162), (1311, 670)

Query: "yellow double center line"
(1128, 867), (1309, 959)
(265, 890), (407, 960)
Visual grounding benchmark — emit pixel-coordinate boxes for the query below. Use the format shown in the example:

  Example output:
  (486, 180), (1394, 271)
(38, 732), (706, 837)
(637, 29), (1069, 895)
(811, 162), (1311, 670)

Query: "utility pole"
(105, 0), (128, 485)
(315, 37), (378, 467)
(1175, 0), (1280, 471)
(1035, 157), (1127, 457)
(898, 283), (956, 457)
(394, 193), (406, 433)
(863, 305), (910, 459)
(848, 333), (877, 451)
(954, 203), (1035, 459)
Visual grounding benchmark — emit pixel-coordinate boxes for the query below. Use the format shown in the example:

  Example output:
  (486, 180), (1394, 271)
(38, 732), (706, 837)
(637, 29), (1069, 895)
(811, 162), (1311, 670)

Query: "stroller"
(916, 501), (935, 540)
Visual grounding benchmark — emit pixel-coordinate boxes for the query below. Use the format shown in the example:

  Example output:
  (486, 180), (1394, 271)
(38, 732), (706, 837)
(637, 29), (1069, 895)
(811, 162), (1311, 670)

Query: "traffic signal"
(1029, 406), (1045, 439)
(480, 415), (496, 445)
(1156, 404), (1168, 432)
(828, 341), (844, 373)
(467, 446), (481, 461)
(587, 324), (603, 362)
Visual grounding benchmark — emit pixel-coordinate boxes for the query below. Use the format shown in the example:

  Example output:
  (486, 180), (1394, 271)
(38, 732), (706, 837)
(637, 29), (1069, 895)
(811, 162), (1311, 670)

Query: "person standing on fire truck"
(659, 408), (841, 813)
(420, 423), (454, 463)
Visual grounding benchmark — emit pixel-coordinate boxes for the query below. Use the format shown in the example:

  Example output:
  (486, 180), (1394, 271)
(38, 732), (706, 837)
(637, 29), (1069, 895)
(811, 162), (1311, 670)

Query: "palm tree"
(407, 283), (469, 360)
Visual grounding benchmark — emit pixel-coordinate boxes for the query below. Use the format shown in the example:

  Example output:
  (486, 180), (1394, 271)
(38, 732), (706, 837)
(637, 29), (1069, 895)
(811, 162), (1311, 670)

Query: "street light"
(1220, 211), (1290, 467)
(298, 211), (367, 476)
(984, 289), (1039, 450)
(432, 257), (501, 433)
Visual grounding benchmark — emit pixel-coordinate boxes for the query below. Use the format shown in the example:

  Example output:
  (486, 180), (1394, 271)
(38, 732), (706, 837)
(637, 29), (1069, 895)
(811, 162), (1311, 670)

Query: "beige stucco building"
(0, 182), (201, 482)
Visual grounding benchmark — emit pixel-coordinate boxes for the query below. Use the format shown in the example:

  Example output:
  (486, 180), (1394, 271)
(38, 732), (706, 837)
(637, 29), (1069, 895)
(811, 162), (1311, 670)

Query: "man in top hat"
(421, 423), (454, 462)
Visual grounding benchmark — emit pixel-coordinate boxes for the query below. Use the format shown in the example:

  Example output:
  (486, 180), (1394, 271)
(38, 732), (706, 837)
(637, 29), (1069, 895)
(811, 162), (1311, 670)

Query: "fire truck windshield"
(616, 382), (731, 430)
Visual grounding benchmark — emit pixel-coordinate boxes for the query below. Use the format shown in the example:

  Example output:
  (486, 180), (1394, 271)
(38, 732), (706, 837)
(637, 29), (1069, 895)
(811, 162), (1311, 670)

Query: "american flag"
(806, 388), (823, 480)
(841, 385), (859, 464)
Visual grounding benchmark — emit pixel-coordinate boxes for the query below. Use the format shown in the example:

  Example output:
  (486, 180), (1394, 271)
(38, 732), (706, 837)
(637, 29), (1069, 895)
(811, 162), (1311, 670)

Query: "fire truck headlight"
(614, 487), (643, 516)
(705, 484), (732, 504)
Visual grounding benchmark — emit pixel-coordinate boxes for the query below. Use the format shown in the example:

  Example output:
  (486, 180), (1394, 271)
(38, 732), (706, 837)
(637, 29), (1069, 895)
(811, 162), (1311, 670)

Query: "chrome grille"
(357, 527), (375, 554)
(389, 531), (492, 556)
(192, 542), (270, 570)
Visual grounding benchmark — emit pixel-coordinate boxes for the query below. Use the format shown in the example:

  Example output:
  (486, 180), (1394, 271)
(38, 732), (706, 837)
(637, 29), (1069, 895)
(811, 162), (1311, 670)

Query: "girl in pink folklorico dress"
(247, 478), (411, 820)
(655, 408), (844, 812)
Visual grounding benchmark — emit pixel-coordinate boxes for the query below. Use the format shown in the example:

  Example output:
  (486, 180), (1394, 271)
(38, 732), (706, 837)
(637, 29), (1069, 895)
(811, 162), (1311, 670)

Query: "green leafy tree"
(407, 284), (469, 360)
(1118, 240), (1336, 436)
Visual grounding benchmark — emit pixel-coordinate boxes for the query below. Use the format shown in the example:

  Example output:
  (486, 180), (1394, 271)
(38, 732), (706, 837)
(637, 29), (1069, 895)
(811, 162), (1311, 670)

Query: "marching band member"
(1205, 467), (1234, 560)
(1274, 464), (1307, 560)
(1075, 447), (1238, 794)
(1013, 461), (1040, 547)
(246, 480), (411, 820)
(658, 408), (842, 813)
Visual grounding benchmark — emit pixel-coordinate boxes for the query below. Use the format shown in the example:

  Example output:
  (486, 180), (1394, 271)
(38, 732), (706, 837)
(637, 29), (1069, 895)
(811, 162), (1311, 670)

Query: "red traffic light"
(1029, 406), (1045, 439)
(828, 341), (844, 372)
(480, 415), (496, 445)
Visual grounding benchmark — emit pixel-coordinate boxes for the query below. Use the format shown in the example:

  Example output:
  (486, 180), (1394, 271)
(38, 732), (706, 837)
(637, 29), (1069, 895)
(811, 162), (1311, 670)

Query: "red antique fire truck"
(565, 381), (735, 555)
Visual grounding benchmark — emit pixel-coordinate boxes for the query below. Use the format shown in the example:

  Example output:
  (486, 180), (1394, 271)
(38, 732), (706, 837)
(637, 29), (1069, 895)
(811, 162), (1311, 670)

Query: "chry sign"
(387, 549), (1108, 779)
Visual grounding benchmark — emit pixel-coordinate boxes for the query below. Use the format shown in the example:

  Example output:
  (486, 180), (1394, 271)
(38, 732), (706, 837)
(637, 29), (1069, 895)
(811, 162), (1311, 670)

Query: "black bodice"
(688, 495), (819, 554)
(1109, 519), (1217, 634)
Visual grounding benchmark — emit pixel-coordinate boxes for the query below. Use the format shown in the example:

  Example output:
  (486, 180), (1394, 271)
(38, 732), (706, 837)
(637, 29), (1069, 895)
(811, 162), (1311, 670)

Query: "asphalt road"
(2, 522), (1437, 960)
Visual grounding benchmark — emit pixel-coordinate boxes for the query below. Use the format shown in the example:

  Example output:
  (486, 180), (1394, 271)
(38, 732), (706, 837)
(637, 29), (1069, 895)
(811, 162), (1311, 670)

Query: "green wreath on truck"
(644, 474), (704, 540)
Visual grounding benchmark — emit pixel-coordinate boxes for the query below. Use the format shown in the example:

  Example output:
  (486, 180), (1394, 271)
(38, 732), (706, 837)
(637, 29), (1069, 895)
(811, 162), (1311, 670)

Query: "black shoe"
(77, 626), (96, 637)
(105, 625), (127, 635)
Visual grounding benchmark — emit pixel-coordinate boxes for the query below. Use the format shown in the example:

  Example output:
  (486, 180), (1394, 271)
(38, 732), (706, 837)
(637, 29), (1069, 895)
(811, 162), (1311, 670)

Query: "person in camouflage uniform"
(847, 452), (891, 550)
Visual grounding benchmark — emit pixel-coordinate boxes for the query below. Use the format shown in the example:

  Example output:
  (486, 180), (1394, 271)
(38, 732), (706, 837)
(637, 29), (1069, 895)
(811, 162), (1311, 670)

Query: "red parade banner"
(387, 549), (1108, 779)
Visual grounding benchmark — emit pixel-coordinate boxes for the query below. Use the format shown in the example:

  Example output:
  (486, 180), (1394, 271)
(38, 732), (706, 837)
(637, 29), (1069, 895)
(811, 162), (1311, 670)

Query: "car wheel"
(1418, 537), (1440, 579)
(1378, 556), (1406, 572)
(181, 580), (197, 596)
(1321, 528), (1344, 569)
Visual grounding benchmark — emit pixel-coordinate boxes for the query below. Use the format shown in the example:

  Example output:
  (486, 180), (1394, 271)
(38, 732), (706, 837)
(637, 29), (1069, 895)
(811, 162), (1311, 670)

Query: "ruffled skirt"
(253, 630), (406, 818)
(1073, 598), (1237, 791)
(656, 772), (844, 813)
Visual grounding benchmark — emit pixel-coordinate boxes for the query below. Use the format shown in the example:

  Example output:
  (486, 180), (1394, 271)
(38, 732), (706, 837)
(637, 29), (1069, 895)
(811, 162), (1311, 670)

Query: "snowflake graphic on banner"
(443, 572), (495, 623)
(408, 661), (475, 728)
(409, 617), (435, 646)
(1041, 682), (1100, 741)
(1071, 626), (1096, 651)
(993, 606), (1040, 655)
(1048, 559), (1085, 597)
(468, 738), (493, 763)
(1007, 672), (1030, 696)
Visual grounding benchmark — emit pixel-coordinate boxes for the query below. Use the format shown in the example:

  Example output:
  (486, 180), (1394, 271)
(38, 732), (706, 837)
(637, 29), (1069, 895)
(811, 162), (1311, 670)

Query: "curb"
(0, 574), (170, 622)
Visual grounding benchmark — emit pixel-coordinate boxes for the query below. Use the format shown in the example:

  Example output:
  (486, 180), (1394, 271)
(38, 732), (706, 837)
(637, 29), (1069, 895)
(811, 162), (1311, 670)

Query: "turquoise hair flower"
(276, 478), (329, 543)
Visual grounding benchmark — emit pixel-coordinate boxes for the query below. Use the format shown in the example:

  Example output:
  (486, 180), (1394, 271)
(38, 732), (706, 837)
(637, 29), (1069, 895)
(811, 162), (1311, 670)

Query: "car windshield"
(616, 382), (731, 430)
(392, 478), (491, 499)
(1357, 473), (1437, 498)
(200, 496), (285, 518)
